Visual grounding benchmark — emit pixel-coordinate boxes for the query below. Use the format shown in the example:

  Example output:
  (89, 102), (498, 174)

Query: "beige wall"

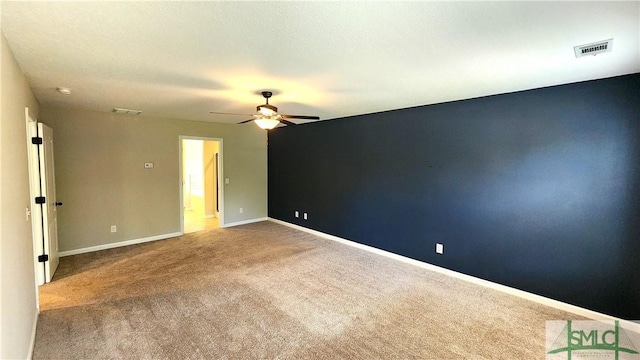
(1, 32), (40, 359)
(40, 106), (267, 253)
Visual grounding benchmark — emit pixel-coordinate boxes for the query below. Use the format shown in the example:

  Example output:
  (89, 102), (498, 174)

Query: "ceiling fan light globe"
(254, 118), (280, 130)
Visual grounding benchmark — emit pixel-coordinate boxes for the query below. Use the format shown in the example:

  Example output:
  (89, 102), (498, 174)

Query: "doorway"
(180, 137), (223, 233)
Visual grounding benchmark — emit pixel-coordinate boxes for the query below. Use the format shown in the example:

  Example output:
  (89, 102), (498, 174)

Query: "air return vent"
(574, 39), (613, 58)
(113, 108), (142, 115)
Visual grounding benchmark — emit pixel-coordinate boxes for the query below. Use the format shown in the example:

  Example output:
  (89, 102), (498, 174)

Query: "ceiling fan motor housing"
(257, 104), (278, 113)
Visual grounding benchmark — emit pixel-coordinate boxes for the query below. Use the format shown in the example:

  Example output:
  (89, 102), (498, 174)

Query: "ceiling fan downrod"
(257, 91), (277, 114)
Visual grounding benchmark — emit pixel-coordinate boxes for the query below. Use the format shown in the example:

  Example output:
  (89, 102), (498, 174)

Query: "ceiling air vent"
(113, 108), (142, 115)
(574, 39), (613, 58)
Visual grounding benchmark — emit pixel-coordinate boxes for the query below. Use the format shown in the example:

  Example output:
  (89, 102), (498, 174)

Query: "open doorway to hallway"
(181, 137), (223, 233)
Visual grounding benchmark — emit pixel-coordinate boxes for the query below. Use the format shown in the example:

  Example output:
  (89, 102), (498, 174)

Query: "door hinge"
(32, 137), (43, 145)
(38, 254), (49, 262)
(35, 196), (46, 204)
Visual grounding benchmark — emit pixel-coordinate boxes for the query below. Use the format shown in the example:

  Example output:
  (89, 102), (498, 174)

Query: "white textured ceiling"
(1, 1), (639, 124)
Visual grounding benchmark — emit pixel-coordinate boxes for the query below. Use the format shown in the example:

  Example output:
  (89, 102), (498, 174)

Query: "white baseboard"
(222, 217), (268, 228)
(59, 232), (182, 257)
(58, 218), (267, 256)
(203, 214), (217, 219)
(268, 218), (640, 333)
(28, 310), (38, 360)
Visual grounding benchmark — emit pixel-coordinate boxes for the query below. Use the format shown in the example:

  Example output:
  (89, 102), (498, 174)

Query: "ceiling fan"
(210, 91), (320, 130)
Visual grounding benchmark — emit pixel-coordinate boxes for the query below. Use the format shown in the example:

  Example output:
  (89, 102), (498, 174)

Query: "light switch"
(225, 178), (230, 184)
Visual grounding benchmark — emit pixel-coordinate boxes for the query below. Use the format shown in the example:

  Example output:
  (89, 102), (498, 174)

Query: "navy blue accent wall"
(268, 74), (640, 319)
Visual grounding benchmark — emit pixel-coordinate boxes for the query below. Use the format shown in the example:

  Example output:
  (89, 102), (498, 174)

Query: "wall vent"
(574, 39), (613, 58)
(113, 108), (142, 115)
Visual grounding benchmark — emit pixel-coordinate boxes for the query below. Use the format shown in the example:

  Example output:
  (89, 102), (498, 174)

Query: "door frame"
(179, 136), (224, 232)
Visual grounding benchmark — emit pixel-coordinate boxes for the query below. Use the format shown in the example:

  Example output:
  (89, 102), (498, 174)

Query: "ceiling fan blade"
(237, 119), (255, 124)
(281, 114), (320, 120)
(280, 119), (297, 126)
(210, 111), (255, 116)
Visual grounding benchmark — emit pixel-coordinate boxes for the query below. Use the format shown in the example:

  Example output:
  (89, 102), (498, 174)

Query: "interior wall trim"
(222, 217), (268, 228)
(28, 312), (38, 360)
(268, 218), (640, 332)
(58, 216), (267, 257)
(58, 232), (182, 257)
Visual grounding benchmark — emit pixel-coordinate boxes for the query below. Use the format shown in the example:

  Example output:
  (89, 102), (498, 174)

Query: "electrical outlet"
(239, 208), (243, 214)
(144, 162), (154, 169)
(111, 225), (117, 233)
(435, 243), (444, 254)
(303, 212), (308, 220)
(295, 211), (299, 218)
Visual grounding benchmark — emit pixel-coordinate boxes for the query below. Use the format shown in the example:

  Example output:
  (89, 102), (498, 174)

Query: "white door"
(40, 123), (60, 280)
(26, 111), (60, 284)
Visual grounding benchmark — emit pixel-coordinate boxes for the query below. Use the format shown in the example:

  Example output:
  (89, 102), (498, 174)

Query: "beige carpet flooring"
(34, 221), (585, 359)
